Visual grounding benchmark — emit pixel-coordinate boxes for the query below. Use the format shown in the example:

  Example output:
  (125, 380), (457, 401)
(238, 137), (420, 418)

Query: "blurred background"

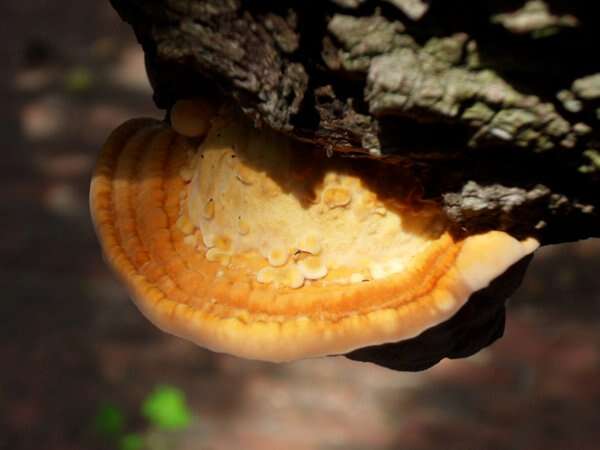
(2, 2), (600, 450)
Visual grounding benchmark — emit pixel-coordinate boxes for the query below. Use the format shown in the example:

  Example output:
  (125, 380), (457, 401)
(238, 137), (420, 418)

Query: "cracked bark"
(108, 0), (600, 370)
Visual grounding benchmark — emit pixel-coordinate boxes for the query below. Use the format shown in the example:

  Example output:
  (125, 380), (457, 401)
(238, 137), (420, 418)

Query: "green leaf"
(119, 433), (144, 450)
(94, 403), (125, 437)
(141, 385), (192, 430)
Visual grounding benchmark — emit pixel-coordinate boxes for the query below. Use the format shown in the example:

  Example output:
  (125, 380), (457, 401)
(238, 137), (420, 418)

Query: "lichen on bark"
(110, 0), (600, 245)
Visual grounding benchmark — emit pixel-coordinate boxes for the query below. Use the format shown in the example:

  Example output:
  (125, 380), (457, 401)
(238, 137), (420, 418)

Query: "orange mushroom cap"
(90, 100), (538, 362)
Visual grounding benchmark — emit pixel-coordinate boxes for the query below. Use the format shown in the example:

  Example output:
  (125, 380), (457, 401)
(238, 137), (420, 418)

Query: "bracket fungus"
(90, 99), (539, 366)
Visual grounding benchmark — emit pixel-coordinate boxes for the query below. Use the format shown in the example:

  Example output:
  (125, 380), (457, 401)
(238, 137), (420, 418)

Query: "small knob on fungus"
(90, 104), (539, 366)
(170, 98), (215, 138)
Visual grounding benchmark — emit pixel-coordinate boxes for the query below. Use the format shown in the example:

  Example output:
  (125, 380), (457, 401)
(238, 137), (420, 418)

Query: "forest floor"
(2, 2), (600, 450)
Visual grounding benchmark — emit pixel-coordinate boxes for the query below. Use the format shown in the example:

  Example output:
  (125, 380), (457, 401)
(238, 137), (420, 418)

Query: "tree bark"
(110, 0), (600, 245)
(108, 0), (600, 370)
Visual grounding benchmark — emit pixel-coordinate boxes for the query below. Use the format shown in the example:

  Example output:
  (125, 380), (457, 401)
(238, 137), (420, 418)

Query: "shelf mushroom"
(90, 99), (539, 364)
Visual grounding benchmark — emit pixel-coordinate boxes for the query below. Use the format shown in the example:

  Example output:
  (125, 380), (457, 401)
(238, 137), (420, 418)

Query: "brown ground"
(2, 2), (600, 450)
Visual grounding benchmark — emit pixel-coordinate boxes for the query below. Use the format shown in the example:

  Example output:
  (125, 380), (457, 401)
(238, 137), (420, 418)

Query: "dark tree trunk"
(110, 0), (600, 245)
(108, 0), (600, 370)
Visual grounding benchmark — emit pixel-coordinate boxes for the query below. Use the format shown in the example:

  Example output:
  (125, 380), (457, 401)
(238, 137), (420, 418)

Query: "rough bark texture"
(110, 0), (600, 245)
(108, 0), (600, 370)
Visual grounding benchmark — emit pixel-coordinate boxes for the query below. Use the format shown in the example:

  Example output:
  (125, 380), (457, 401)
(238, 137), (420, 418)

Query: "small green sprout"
(141, 385), (192, 430)
(119, 433), (144, 450)
(94, 403), (125, 438)
(93, 384), (193, 450)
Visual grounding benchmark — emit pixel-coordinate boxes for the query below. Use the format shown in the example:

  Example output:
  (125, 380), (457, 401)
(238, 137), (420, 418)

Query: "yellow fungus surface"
(90, 101), (538, 362)
(187, 116), (449, 287)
